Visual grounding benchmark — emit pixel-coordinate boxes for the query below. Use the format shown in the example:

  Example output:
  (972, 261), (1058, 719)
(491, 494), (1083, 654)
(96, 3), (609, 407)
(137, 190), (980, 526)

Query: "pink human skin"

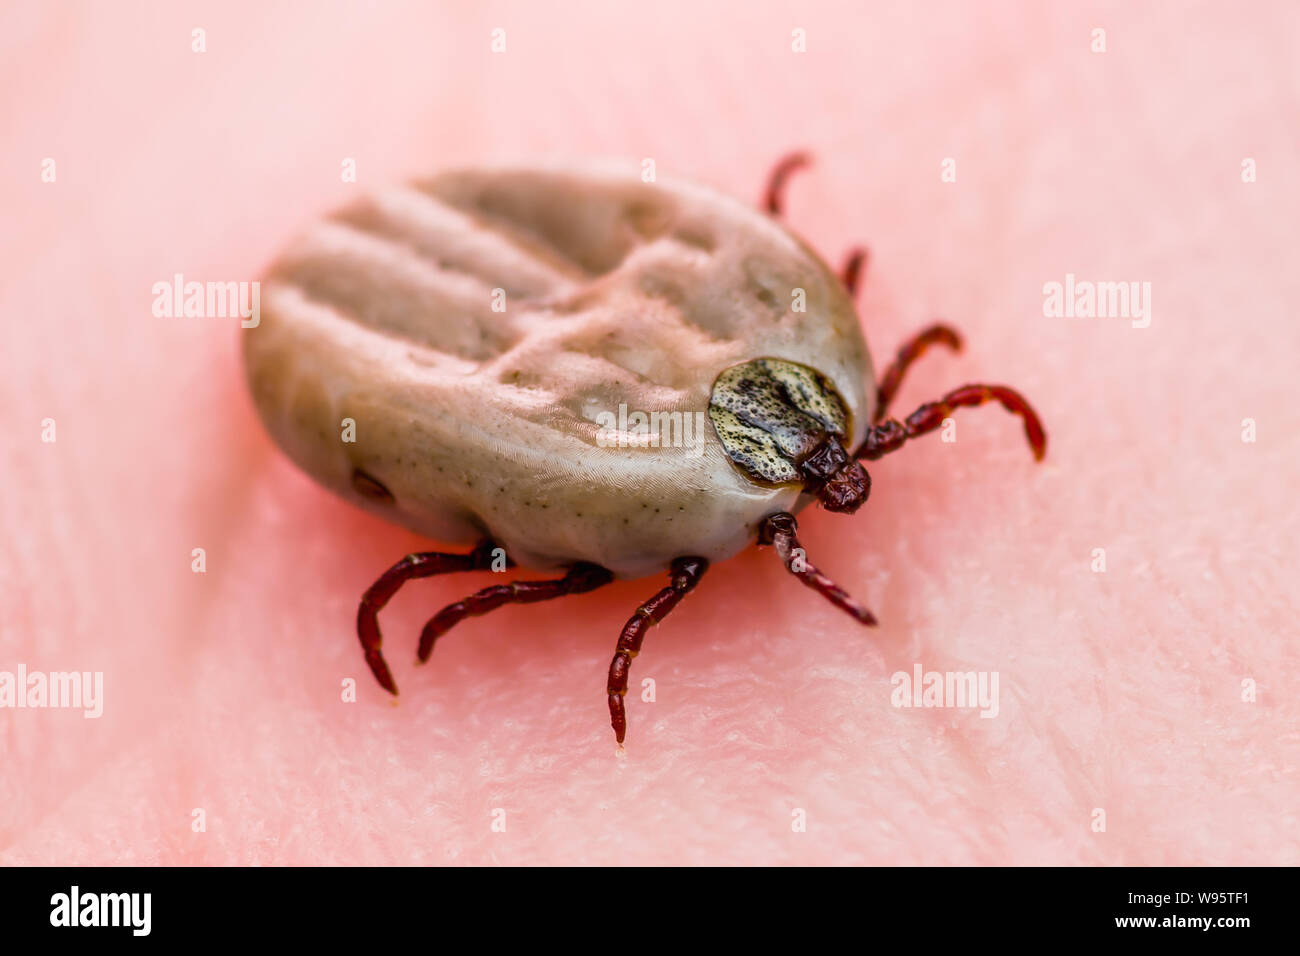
(1, 1), (1297, 866)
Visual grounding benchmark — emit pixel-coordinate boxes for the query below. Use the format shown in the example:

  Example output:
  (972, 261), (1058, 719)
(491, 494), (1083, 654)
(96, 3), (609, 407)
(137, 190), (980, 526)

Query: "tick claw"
(366, 653), (399, 695)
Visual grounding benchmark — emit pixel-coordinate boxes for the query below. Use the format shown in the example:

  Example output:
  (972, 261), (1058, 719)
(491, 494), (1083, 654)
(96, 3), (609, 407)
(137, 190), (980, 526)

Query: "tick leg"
(357, 541), (507, 695)
(419, 563), (613, 661)
(840, 246), (869, 299)
(857, 383), (1048, 461)
(758, 512), (877, 626)
(762, 153), (870, 297)
(763, 151), (812, 216)
(607, 556), (708, 745)
(874, 324), (963, 421)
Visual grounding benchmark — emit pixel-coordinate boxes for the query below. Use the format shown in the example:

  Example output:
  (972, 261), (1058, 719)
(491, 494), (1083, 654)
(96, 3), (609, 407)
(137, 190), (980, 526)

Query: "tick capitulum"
(244, 151), (1047, 746)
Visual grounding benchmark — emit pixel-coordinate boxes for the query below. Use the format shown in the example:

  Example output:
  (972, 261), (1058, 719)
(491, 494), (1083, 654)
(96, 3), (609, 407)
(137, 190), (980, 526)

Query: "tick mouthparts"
(800, 436), (871, 513)
(810, 458), (871, 513)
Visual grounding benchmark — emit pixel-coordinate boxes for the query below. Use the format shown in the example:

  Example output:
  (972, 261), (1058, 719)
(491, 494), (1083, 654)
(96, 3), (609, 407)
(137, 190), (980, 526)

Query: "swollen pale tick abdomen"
(244, 163), (873, 579)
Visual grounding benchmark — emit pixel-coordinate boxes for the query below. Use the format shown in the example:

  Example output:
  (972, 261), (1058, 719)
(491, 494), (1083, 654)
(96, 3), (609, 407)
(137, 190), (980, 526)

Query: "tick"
(243, 152), (1047, 745)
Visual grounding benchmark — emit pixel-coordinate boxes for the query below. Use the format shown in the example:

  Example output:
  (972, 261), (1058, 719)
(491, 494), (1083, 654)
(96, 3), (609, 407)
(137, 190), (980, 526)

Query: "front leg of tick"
(757, 512), (877, 625)
(857, 384), (1047, 463)
(606, 556), (708, 746)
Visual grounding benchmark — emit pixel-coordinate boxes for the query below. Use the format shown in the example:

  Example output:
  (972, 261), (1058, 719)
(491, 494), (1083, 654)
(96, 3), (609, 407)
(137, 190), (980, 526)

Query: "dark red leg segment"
(757, 512), (877, 626)
(607, 556), (708, 745)
(357, 541), (507, 694)
(418, 563), (613, 661)
(874, 324), (963, 421)
(840, 246), (869, 298)
(763, 151), (812, 216)
(857, 384), (1048, 462)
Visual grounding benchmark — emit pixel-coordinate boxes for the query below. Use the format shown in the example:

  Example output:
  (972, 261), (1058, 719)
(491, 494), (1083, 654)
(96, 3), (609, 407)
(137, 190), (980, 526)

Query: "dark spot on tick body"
(351, 468), (394, 503)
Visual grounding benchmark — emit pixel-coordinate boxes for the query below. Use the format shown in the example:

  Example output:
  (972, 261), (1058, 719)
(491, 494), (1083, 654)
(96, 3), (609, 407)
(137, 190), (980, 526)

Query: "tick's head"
(708, 358), (870, 514)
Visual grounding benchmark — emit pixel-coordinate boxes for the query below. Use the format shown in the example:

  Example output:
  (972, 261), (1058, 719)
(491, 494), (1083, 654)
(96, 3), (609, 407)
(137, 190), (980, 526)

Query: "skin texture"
(3, 0), (1298, 866)
(244, 165), (871, 578)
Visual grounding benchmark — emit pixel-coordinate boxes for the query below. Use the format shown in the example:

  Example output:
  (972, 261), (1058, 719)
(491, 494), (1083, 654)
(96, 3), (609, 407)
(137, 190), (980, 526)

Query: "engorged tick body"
(243, 152), (1047, 745)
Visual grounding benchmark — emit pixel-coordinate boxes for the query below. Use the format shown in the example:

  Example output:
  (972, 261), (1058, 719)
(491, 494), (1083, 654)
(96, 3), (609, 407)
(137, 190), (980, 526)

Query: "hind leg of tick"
(356, 541), (709, 747)
(416, 563), (613, 661)
(357, 540), (510, 694)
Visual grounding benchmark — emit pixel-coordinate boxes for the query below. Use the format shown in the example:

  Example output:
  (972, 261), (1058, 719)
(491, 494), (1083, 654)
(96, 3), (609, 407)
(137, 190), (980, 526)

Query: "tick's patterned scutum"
(244, 163), (874, 579)
(709, 358), (853, 485)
